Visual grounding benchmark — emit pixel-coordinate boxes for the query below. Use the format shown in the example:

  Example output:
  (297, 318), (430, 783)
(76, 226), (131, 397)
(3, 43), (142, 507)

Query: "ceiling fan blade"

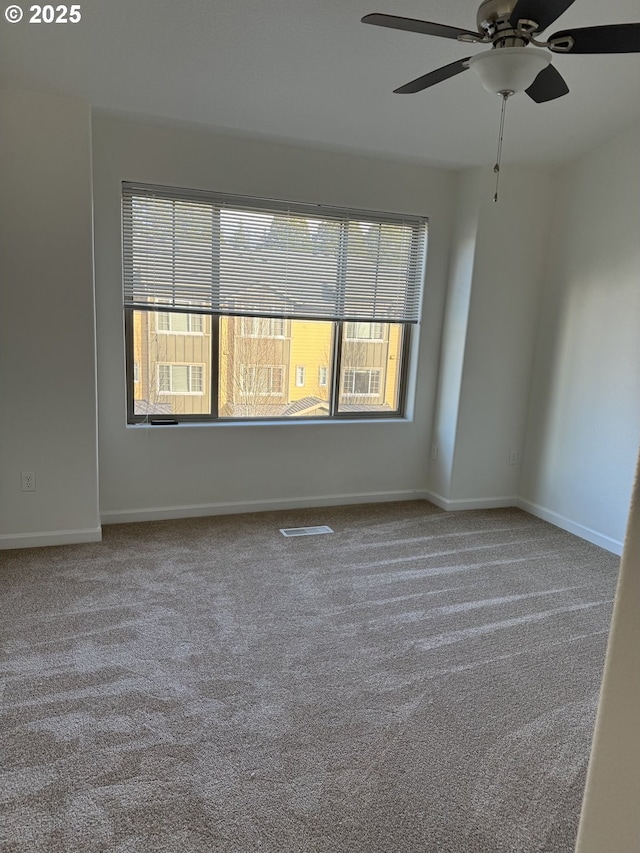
(525, 64), (569, 102)
(394, 58), (471, 94)
(549, 23), (640, 53)
(362, 13), (479, 41)
(509, 0), (577, 33)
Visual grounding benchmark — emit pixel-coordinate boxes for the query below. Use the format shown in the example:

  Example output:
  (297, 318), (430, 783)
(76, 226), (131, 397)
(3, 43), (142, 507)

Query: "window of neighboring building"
(158, 363), (204, 395)
(240, 317), (285, 338)
(123, 182), (427, 423)
(345, 322), (384, 341)
(342, 368), (381, 397)
(240, 365), (284, 397)
(157, 312), (204, 334)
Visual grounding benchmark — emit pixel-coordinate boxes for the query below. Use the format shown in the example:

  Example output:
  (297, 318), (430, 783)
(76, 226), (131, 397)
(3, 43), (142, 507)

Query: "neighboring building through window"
(318, 365), (328, 387)
(295, 365), (305, 387)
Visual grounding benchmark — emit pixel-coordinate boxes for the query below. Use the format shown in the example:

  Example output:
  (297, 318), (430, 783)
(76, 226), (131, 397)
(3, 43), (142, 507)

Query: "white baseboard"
(423, 490), (518, 511)
(423, 491), (622, 554)
(0, 527), (103, 550)
(101, 490), (428, 525)
(1, 497), (619, 556)
(516, 499), (623, 556)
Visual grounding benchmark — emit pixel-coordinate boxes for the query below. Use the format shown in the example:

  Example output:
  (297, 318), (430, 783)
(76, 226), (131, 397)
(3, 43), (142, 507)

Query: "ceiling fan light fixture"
(467, 46), (551, 94)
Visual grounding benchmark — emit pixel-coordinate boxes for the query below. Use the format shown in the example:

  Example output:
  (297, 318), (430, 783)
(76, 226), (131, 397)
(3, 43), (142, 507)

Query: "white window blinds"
(122, 183), (427, 323)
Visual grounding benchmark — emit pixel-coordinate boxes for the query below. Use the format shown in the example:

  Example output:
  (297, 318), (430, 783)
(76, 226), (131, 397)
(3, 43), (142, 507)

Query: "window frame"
(123, 182), (423, 425)
(125, 312), (412, 424)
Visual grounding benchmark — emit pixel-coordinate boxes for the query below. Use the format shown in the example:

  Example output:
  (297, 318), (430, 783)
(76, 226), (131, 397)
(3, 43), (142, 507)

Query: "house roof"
(282, 396), (329, 416)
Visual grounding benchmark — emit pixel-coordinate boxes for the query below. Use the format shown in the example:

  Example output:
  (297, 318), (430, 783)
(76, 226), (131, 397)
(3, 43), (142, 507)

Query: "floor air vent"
(280, 525), (334, 537)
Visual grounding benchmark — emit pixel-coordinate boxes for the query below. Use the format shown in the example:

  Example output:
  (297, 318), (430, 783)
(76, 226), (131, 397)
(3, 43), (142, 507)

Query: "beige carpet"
(0, 502), (619, 852)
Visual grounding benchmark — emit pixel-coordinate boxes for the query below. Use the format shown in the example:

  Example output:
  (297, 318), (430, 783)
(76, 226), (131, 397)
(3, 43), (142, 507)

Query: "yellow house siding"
(384, 324), (402, 408)
(289, 320), (333, 401)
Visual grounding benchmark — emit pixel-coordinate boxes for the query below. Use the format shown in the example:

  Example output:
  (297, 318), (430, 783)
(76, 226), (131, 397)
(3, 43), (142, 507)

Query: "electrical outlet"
(508, 450), (521, 466)
(431, 444), (439, 461)
(21, 471), (36, 492)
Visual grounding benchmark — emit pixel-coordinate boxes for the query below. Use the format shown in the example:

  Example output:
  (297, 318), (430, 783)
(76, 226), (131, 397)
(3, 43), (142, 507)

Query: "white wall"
(2, 97), (634, 552)
(428, 164), (554, 509)
(451, 166), (554, 501)
(92, 115), (457, 521)
(0, 90), (100, 548)
(428, 168), (482, 500)
(575, 449), (640, 853)
(521, 123), (640, 552)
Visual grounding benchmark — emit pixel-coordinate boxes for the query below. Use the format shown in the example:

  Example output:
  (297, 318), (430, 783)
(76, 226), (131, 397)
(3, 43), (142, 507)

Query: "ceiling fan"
(362, 0), (640, 102)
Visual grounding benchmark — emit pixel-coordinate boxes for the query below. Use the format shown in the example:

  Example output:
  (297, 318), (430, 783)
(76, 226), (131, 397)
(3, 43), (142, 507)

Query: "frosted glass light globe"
(468, 47), (551, 94)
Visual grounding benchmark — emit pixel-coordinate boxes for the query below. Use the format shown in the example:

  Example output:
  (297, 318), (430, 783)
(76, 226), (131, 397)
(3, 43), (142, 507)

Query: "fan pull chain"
(493, 91), (512, 203)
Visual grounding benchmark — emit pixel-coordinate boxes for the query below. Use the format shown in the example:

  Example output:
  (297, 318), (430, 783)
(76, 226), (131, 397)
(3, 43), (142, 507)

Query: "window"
(157, 312), (203, 334)
(343, 368), (381, 397)
(123, 183), (426, 422)
(240, 317), (285, 338)
(157, 363), (204, 395)
(345, 322), (384, 341)
(240, 365), (284, 397)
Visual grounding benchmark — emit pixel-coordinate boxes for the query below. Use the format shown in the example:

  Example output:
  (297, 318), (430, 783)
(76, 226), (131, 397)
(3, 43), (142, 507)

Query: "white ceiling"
(1, 0), (639, 168)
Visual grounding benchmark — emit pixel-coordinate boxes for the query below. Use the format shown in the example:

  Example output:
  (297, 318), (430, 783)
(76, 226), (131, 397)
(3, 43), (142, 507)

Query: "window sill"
(127, 416), (412, 429)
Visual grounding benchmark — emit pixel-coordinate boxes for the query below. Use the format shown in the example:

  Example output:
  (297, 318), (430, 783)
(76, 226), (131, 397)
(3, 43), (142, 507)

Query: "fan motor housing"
(477, 0), (519, 35)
